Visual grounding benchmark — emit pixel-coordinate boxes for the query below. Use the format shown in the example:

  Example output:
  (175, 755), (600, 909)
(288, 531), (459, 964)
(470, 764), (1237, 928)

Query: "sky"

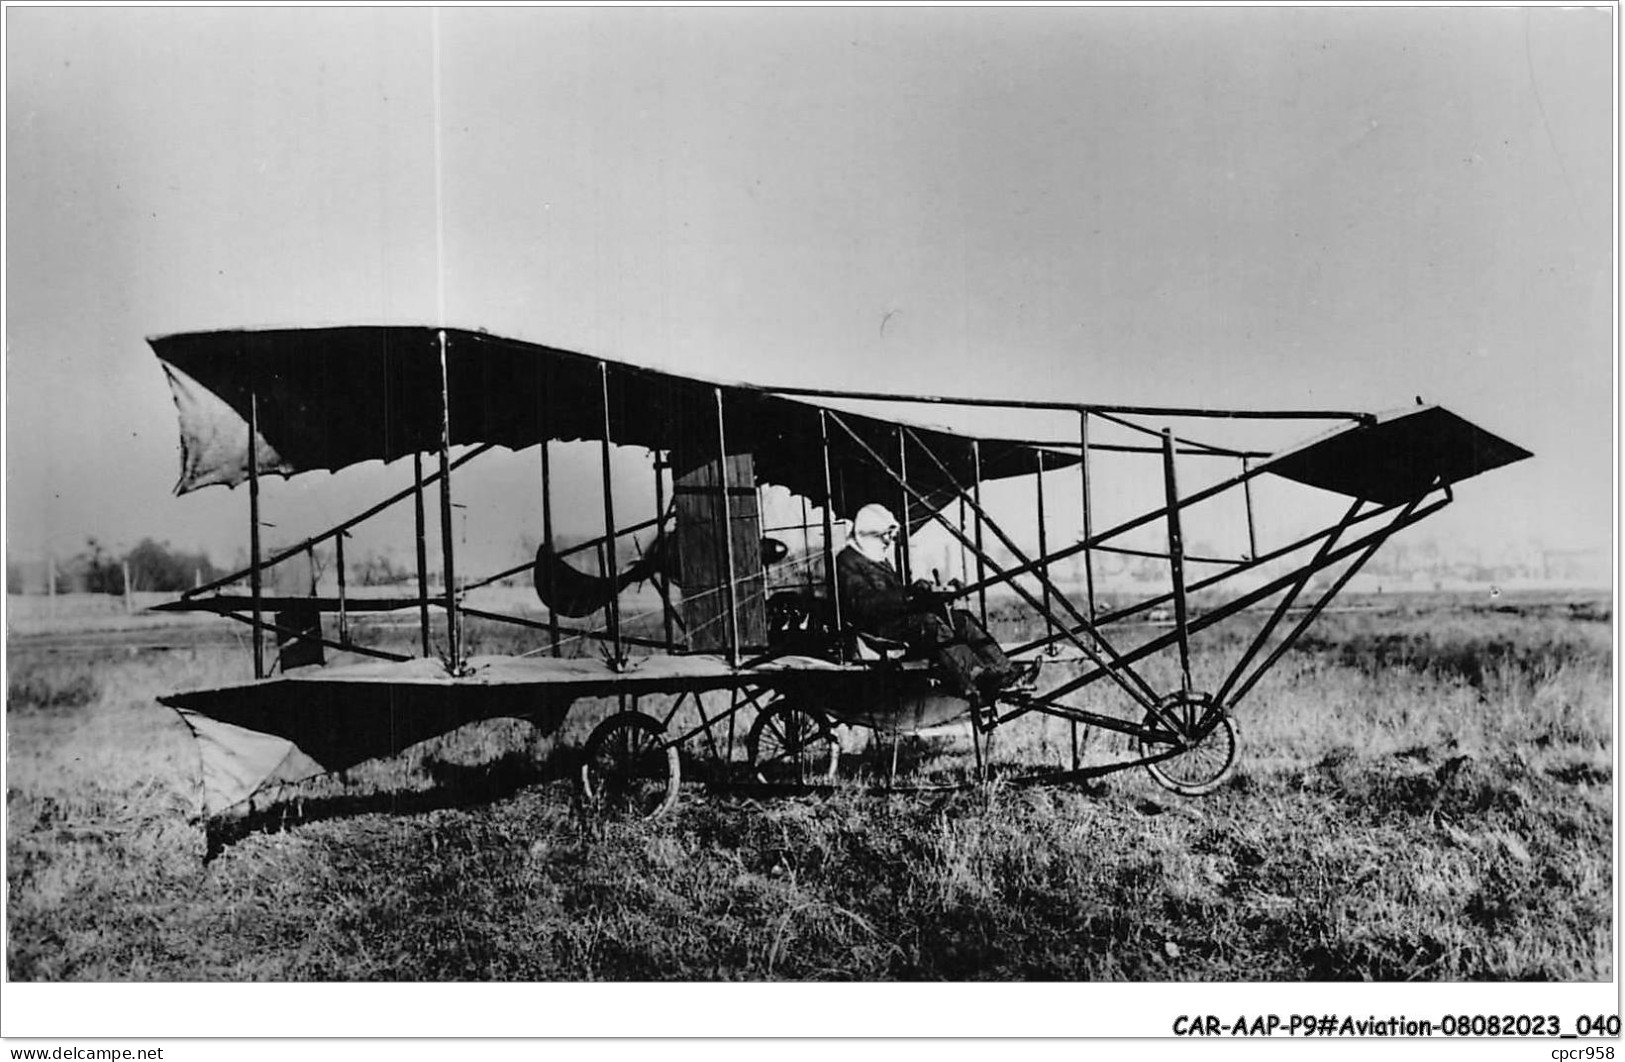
(4, 6), (1615, 580)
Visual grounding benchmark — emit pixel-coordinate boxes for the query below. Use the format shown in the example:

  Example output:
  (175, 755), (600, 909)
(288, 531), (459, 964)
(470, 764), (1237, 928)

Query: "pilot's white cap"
(852, 504), (900, 539)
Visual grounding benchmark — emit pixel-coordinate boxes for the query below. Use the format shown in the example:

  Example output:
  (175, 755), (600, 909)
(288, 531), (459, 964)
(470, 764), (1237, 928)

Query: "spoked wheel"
(580, 712), (681, 818)
(1136, 691), (1237, 796)
(747, 698), (840, 785)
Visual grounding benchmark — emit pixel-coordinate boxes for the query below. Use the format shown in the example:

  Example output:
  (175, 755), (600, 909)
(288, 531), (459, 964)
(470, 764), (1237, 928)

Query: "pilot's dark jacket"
(835, 544), (1016, 703)
(834, 545), (915, 639)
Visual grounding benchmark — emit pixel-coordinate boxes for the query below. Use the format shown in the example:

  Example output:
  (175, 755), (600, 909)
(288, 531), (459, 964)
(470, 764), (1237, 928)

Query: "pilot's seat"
(765, 589), (909, 661)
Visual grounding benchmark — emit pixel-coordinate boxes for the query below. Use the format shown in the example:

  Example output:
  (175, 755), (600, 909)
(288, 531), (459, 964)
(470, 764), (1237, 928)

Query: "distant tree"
(356, 550), (412, 587)
(123, 538), (218, 592)
(82, 538), (124, 595)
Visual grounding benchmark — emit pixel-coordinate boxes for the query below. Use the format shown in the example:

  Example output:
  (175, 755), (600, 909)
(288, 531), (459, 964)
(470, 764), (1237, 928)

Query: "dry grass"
(4, 592), (1613, 980)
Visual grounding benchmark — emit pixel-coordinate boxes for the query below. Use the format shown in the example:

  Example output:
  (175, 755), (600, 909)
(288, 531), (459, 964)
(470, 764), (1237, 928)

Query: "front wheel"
(747, 699), (840, 785)
(580, 712), (681, 818)
(1136, 692), (1237, 796)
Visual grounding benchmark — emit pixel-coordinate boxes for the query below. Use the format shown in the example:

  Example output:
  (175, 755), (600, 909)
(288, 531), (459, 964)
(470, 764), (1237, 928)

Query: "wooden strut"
(413, 453), (431, 657)
(1035, 449), (1053, 646)
(971, 440), (987, 627)
(1241, 456), (1259, 561)
(1161, 430), (1192, 694)
(799, 494), (816, 607)
(246, 349), (264, 680)
(655, 452), (675, 651)
(598, 363), (624, 664)
(437, 330), (460, 671)
(896, 427), (911, 583)
(1000, 438), (1272, 459)
(1074, 413), (1092, 773)
(759, 383), (1373, 423)
(1078, 411), (1097, 623)
(456, 607), (672, 651)
(1087, 543), (1247, 566)
(1036, 444), (1079, 771)
(689, 690), (725, 764)
(539, 373), (561, 658)
(817, 410), (844, 663)
(957, 495), (971, 593)
(715, 386), (740, 668)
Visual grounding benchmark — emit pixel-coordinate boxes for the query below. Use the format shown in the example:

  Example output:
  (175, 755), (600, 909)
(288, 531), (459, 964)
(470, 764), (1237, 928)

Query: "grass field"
(5, 591), (1613, 981)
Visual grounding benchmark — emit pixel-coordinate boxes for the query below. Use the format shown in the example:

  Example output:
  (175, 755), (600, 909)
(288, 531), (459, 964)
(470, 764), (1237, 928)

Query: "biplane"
(150, 326), (1531, 826)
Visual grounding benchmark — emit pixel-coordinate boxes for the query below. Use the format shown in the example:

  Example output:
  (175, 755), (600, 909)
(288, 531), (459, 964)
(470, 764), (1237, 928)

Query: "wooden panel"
(674, 453), (765, 653)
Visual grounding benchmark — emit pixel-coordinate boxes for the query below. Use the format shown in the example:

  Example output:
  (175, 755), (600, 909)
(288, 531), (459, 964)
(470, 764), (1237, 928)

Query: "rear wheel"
(580, 712), (681, 818)
(748, 699), (840, 785)
(1136, 692), (1237, 796)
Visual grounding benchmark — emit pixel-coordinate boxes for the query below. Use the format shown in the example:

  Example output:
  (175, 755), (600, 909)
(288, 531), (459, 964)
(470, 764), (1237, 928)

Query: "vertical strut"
(896, 427), (911, 582)
(413, 453), (431, 657)
(957, 495), (971, 588)
(1074, 411), (1095, 772)
(335, 531), (349, 645)
(1079, 411), (1097, 622)
(1035, 449), (1053, 644)
(437, 330), (460, 671)
(599, 363), (623, 662)
(539, 440), (560, 657)
(1242, 456), (1259, 560)
(654, 451), (674, 652)
(246, 352), (264, 680)
(1036, 445), (1072, 769)
(971, 440), (987, 627)
(799, 494), (815, 600)
(715, 387), (740, 667)
(539, 366), (561, 657)
(1161, 429), (1192, 694)
(818, 411), (843, 662)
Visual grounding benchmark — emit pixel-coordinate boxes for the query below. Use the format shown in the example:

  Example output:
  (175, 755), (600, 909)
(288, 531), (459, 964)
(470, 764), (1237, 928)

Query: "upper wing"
(151, 325), (1072, 525)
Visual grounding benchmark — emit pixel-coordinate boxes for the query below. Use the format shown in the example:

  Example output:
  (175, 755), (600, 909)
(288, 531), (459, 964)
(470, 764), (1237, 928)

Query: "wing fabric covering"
(1262, 405), (1532, 504)
(161, 660), (577, 817)
(172, 709), (328, 816)
(160, 655), (864, 819)
(150, 326), (1074, 526)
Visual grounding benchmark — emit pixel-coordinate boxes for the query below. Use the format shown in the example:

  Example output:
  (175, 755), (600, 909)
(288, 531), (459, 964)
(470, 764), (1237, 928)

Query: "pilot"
(835, 503), (1033, 704)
